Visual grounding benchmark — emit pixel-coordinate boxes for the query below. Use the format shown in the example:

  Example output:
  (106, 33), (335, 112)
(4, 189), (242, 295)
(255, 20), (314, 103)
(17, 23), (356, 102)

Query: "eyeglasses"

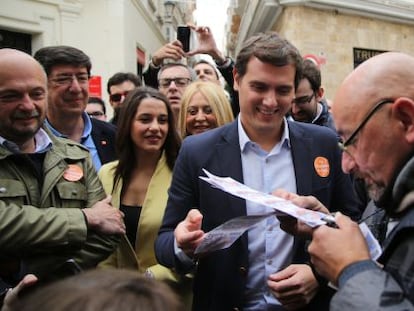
(88, 111), (105, 117)
(338, 99), (394, 152)
(109, 91), (129, 102)
(158, 77), (191, 89)
(49, 74), (89, 87)
(292, 93), (315, 105)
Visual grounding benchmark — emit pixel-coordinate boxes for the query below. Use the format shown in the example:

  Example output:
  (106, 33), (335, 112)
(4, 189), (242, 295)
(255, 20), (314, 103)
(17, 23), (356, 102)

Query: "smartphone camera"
(177, 26), (190, 52)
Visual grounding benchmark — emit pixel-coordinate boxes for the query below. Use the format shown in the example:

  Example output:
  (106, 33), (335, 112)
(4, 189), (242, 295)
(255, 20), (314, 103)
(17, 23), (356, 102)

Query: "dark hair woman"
(98, 87), (191, 308)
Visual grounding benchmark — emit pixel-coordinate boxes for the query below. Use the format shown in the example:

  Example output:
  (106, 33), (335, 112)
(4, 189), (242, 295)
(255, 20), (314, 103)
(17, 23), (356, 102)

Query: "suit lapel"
(214, 122), (248, 250)
(90, 119), (116, 164)
(217, 122), (244, 183)
(212, 122), (245, 218)
(288, 121), (314, 196)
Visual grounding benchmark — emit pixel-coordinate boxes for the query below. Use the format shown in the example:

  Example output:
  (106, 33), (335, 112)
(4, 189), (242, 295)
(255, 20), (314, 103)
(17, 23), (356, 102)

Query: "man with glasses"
(143, 24), (239, 120)
(278, 52), (414, 310)
(292, 60), (381, 243)
(106, 72), (141, 126)
(291, 59), (336, 131)
(87, 97), (107, 122)
(34, 46), (117, 171)
(157, 63), (196, 122)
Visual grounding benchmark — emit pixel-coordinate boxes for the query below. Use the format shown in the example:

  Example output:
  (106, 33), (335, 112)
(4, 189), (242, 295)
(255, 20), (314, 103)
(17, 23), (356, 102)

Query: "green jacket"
(0, 130), (119, 279)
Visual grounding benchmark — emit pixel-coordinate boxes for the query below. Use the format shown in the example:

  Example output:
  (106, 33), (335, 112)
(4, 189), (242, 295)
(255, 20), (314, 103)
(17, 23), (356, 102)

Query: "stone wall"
(274, 6), (414, 100)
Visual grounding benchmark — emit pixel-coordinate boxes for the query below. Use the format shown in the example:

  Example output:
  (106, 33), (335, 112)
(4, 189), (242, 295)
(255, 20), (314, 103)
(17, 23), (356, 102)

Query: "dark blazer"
(90, 118), (117, 165)
(155, 120), (361, 311)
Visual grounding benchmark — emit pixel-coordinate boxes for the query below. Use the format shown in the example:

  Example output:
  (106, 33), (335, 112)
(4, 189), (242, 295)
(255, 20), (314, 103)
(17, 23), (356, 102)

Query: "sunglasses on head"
(109, 91), (129, 102)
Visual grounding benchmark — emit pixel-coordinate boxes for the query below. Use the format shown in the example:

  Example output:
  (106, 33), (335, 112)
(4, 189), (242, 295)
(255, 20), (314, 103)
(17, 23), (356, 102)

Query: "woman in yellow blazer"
(98, 87), (191, 308)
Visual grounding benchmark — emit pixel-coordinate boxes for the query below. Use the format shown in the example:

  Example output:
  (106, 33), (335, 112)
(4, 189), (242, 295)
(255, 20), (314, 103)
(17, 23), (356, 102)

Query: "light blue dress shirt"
(44, 112), (102, 171)
(238, 117), (297, 310)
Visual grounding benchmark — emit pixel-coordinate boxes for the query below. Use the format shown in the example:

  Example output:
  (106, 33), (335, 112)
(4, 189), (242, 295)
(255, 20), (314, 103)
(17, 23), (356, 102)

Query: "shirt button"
(239, 266), (247, 276)
(0, 187), (6, 193)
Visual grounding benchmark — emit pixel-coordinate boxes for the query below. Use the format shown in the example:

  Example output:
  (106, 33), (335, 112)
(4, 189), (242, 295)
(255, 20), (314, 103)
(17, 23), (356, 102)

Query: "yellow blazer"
(98, 153), (193, 309)
(98, 153), (178, 281)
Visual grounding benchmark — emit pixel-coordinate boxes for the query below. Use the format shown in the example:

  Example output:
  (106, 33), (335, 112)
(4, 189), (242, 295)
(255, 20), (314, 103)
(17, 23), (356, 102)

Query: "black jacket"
(91, 118), (117, 165)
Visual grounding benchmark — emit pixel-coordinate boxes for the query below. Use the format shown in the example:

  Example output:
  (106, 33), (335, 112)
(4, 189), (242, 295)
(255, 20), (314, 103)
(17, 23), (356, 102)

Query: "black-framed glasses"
(292, 93), (315, 105)
(87, 111), (105, 118)
(338, 99), (394, 152)
(158, 77), (191, 89)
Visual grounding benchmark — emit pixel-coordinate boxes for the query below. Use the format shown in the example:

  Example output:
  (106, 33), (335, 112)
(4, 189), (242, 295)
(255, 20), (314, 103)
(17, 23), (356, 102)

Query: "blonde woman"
(178, 81), (234, 137)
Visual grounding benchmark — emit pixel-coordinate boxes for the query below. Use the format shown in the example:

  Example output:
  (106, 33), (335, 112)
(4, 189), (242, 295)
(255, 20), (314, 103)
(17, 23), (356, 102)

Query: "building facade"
(226, 0), (414, 100)
(0, 0), (195, 115)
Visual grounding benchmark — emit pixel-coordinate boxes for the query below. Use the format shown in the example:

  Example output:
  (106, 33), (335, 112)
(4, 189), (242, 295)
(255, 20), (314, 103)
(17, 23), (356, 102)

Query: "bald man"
(0, 49), (124, 301)
(279, 52), (414, 310)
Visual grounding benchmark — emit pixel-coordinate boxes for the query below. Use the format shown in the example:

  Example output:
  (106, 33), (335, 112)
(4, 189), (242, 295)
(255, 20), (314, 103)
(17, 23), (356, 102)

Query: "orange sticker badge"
(63, 164), (84, 182)
(314, 156), (330, 177)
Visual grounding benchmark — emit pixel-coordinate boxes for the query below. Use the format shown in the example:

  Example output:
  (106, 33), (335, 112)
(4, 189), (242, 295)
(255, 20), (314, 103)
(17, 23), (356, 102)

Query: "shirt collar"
(44, 112), (92, 142)
(312, 102), (323, 123)
(238, 116), (291, 152)
(0, 128), (53, 153)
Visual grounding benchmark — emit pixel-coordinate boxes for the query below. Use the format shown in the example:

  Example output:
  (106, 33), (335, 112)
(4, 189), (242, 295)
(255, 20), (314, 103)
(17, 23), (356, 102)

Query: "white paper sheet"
(194, 169), (382, 259)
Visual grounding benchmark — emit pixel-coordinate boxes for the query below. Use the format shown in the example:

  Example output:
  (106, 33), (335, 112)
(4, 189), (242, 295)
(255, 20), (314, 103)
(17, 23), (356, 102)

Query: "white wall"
(0, 0), (170, 117)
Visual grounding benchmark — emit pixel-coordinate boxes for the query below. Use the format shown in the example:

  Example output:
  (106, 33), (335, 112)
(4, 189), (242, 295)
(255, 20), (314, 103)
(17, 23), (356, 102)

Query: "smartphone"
(177, 26), (190, 52)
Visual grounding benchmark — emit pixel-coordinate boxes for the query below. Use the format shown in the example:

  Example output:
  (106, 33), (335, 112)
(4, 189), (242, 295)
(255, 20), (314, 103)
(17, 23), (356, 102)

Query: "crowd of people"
(0, 22), (413, 311)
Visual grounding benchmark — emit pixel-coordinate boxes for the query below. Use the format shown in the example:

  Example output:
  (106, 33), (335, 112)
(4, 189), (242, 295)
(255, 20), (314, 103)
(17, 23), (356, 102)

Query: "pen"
(320, 213), (338, 228)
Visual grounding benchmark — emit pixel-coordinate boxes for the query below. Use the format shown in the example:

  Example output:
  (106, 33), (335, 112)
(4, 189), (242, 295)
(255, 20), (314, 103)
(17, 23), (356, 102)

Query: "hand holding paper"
(195, 169), (329, 255)
(195, 169), (381, 260)
(175, 209), (205, 257)
(273, 189), (330, 237)
(199, 169), (329, 227)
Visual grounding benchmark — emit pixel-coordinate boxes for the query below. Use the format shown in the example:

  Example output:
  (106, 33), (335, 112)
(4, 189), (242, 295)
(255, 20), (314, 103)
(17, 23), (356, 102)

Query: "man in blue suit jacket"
(155, 32), (361, 311)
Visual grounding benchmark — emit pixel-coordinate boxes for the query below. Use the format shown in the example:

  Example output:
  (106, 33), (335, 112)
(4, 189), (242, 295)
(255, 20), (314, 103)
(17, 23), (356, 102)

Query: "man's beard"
(366, 182), (386, 202)
(10, 110), (43, 144)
